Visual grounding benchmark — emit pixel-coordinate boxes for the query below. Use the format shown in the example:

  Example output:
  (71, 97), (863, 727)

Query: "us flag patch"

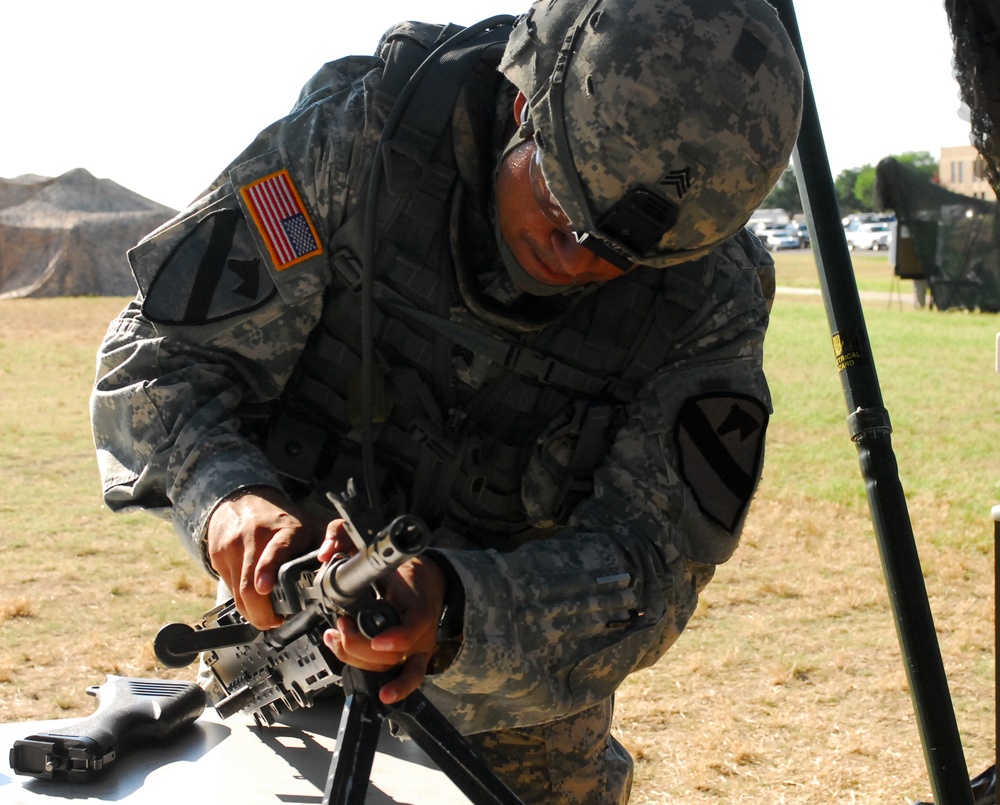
(240, 169), (322, 270)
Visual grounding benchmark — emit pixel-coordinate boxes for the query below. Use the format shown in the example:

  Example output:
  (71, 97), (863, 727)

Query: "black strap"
(381, 296), (636, 404)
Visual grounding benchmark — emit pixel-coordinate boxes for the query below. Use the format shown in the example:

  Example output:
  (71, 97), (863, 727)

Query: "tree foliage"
(764, 151), (941, 217)
(893, 150), (938, 181)
(761, 166), (803, 215)
(852, 165), (877, 210)
(834, 168), (862, 215)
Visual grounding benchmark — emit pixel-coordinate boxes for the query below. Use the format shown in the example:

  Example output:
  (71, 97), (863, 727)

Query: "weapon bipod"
(325, 665), (525, 805)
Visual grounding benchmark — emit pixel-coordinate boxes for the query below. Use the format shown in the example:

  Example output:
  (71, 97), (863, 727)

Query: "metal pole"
(994, 504), (999, 779)
(769, 2), (974, 802)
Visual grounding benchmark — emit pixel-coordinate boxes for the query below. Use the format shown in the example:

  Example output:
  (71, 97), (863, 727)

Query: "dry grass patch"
(616, 491), (994, 804)
(1, 597), (36, 622)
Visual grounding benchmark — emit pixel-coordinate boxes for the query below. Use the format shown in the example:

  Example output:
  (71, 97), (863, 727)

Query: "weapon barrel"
(319, 514), (429, 608)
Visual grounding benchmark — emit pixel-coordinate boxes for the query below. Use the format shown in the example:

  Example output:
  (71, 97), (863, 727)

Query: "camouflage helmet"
(499, 0), (803, 268)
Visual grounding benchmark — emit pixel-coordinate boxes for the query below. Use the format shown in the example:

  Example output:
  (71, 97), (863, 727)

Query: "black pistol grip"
(9, 676), (206, 782)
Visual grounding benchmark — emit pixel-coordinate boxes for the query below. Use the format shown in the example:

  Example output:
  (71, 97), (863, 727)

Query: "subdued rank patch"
(675, 394), (768, 532)
(240, 169), (322, 271)
(142, 208), (276, 325)
(660, 168), (692, 200)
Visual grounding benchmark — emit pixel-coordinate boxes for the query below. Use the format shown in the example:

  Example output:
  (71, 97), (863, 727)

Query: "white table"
(1, 702), (471, 804)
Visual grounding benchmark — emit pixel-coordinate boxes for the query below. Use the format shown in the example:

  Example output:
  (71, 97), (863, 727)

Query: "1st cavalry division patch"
(241, 169), (322, 270)
(675, 394), (769, 532)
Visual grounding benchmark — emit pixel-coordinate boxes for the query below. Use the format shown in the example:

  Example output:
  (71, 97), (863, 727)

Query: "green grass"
(773, 247), (903, 294)
(621, 267), (998, 802)
(770, 246), (999, 541)
(763, 291), (999, 547)
(0, 299), (217, 723)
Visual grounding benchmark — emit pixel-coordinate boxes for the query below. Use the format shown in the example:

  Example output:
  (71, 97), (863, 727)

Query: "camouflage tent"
(946, 0), (1000, 198)
(875, 157), (999, 312)
(0, 168), (174, 298)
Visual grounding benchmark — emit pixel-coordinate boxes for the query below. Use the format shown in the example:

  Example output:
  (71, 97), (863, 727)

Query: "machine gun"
(154, 483), (524, 805)
(154, 483), (423, 725)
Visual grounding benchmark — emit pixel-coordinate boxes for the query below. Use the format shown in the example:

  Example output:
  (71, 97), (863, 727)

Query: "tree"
(894, 150), (938, 182)
(828, 153), (941, 217)
(761, 166), (802, 215)
(852, 164), (877, 210)
(834, 167), (864, 215)
(765, 152), (940, 219)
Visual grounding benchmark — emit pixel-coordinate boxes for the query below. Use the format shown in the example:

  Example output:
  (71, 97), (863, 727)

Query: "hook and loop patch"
(675, 393), (768, 532)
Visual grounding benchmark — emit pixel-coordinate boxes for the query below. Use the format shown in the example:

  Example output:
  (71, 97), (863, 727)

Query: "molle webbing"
(264, 21), (700, 533)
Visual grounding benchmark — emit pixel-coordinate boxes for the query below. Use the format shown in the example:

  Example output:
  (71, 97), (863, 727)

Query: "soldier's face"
(495, 137), (631, 288)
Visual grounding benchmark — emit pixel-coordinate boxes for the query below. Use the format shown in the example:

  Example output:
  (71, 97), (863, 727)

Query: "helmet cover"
(499, 0), (804, 267)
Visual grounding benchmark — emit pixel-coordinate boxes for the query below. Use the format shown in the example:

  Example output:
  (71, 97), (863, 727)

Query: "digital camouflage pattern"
(500, 0), (804, 267)
(465, 700), (634, 804)
(93, 48), (384, 549)
(90, 5), (796, 803)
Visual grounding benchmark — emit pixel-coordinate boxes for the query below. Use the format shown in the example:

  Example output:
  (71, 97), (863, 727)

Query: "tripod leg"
(387, 691), (525, 805)
(324, 686), (383, 805)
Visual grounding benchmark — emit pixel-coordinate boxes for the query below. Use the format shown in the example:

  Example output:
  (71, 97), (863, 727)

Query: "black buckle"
(595, 186), (679, 258)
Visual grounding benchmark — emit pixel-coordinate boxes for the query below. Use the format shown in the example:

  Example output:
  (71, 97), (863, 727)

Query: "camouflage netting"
(0, 169), (175, 298)
(945, 0), (1000, 197)
(875, 156), (999, 312)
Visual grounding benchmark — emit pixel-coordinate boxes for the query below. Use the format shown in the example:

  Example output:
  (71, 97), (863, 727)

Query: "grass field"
(619, 259), (999, 803)
(772, 246), (913, 295)
(0, 250), (996, 802)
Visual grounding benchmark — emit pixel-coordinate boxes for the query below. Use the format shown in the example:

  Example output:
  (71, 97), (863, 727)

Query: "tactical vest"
(260, 21), (704, 549)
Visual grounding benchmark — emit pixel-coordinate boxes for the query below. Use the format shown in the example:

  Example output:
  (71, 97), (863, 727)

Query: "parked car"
(846, 222), (892, 251)
(759, 225), (801, 251)
(794, 222), (810, 248)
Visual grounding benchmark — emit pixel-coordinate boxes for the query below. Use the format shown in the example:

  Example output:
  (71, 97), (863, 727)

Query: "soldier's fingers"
(254, 529), (297, 595)
(378, 653), (431, 704)
(241, 555), (282, 630)
(240, 587), (282, 630)
(317, 519), (353, 563)
(323, 618), (399, 672)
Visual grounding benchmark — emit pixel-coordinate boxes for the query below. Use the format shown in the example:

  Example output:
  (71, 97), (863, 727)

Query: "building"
(939, 144), (997, 201)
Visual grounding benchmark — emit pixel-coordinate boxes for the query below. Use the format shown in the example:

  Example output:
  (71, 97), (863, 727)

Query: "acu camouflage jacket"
(91, 21), (775, 734)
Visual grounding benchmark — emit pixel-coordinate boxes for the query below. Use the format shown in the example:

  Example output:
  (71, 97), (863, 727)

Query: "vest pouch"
(264, 412), (330, 484)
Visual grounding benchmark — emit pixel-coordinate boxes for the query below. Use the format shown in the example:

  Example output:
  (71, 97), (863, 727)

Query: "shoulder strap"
(330, 19), (513, 277)
(377, 22), (468, 101)
(379, 22), (512, 196)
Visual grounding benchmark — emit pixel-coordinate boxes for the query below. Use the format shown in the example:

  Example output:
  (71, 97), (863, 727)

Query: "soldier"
(91, 0), (802, 802)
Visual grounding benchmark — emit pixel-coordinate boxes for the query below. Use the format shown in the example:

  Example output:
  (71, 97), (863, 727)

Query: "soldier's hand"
(207, 487), (329, 629)
(322, 555), (447, 704)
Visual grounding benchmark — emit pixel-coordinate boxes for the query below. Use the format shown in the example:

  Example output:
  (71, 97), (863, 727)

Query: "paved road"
(775, 285), (917, 306)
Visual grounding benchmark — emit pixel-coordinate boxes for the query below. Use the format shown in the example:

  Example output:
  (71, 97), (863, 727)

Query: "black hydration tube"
(357, 15), (516, 521)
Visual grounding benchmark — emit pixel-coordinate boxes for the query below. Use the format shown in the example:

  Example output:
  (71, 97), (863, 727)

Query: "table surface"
(1, 699), (472, 804)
